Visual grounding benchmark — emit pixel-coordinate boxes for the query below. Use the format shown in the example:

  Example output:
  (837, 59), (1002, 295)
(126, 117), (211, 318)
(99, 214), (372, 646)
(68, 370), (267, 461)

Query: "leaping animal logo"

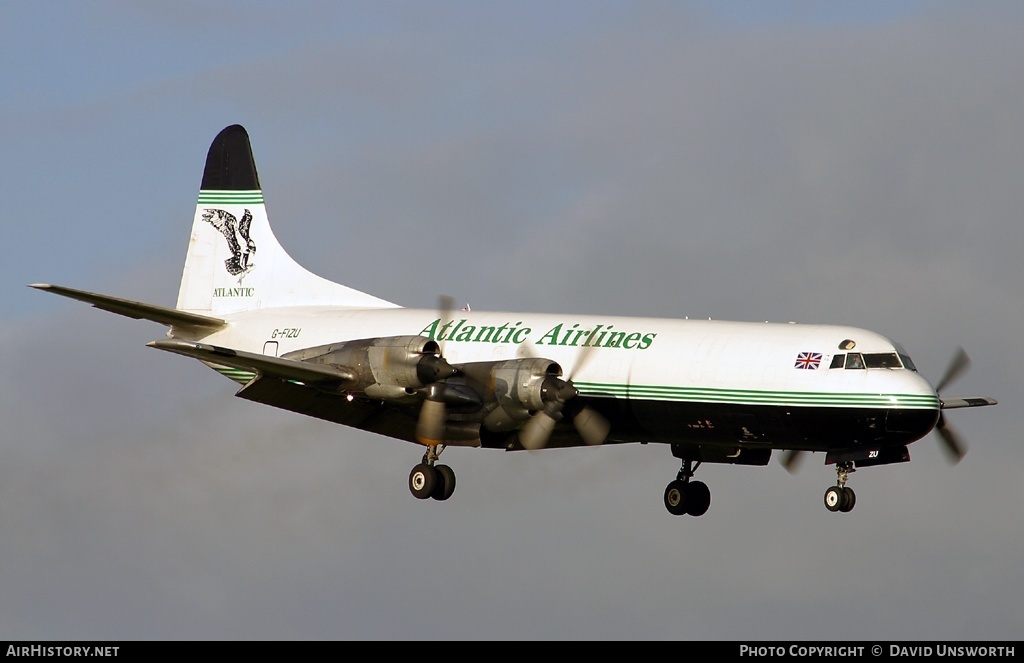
(203, 209), (256, 279)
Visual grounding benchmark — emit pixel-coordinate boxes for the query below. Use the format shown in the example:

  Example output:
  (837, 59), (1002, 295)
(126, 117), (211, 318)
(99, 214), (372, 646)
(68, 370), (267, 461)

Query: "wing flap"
(30, 283), (226, 331)
(148, 339), (355, 385)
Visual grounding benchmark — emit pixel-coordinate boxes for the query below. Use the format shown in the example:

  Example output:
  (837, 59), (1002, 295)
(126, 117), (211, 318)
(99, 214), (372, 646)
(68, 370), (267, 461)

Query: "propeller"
(518, 344), (611, 451)
(780, 449), (804, 474)
(934, 411), (966, 465)
(933, 347), (972, 464)
(935, 346), (970, 395)
(415, 295), (459, 445)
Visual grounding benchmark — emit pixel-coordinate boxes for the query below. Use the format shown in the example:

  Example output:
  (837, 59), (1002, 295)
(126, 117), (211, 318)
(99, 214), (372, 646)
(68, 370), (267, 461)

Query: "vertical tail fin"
(176, 125), (398, 315)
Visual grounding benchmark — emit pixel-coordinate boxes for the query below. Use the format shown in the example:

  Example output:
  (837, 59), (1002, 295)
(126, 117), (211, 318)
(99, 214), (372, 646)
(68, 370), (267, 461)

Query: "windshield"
(831, 352), (917, 370)
(863, 353), (902, 369)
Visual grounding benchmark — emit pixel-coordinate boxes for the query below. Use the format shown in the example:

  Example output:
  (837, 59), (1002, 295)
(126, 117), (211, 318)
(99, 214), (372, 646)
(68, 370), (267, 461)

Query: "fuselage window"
(899, 354), (917, 371)
(830, 354), (845, 369)
(845, 353), (865, 369)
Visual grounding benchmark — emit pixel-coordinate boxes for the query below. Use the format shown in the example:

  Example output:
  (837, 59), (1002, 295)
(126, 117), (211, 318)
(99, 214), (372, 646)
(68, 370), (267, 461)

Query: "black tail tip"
(200, 125), (261, 191)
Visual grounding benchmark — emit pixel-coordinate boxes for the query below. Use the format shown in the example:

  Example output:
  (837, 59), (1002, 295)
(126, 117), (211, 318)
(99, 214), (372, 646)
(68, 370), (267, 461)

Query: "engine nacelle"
(481, 357), (563, 432)
(283, 335), (452, 400)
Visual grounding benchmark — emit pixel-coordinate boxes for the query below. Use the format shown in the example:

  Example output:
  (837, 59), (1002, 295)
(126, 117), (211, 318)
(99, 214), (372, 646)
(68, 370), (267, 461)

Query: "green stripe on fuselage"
(573, 381), (938, 409)
(205, 368), (937, 409)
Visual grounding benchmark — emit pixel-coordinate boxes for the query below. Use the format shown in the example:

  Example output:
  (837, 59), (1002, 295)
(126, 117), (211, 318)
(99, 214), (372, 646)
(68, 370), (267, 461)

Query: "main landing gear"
(664, 458), (711, 517)
(408, 444), (456, 501)
(823, 461), (856, 513)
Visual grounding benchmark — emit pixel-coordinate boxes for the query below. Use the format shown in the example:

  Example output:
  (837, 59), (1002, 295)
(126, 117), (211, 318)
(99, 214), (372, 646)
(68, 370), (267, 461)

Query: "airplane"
(31, 124), (997, 517)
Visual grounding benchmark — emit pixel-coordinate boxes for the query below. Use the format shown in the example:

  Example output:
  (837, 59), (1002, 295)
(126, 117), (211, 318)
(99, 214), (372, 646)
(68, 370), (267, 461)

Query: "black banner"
(0, 641), (1019, 656)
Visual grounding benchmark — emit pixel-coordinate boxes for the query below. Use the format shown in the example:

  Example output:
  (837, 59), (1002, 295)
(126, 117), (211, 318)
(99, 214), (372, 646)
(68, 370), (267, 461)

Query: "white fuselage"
(181, 306), (939, 413)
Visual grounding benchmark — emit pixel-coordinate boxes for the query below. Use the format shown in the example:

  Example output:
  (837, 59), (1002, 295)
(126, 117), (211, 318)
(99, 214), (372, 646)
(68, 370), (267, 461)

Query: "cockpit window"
(864, 353), (901, 369)
(832, 352), (915, 370)
(823, 348), (918, 370)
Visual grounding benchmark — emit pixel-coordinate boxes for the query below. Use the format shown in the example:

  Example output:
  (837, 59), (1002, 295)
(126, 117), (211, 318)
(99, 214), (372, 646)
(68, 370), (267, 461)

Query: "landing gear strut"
(409, 444), (456, 501)
(664, 458), (711, 517)
(824, 461), (856, 513)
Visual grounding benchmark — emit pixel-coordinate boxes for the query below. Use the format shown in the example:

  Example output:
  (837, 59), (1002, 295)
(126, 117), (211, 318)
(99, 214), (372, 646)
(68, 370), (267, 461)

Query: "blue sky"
(692, 0), (928, 25)
(2, 1), (1021, 641)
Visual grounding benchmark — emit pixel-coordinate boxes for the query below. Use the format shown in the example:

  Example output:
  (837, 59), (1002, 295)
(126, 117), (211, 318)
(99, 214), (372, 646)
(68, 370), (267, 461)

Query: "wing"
(149, 337), (612, 450)
(148, 339), (420, 442)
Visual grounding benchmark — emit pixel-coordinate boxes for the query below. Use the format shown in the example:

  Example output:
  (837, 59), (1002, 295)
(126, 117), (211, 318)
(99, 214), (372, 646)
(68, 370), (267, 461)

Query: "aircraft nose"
(884, 372), (940, 440)
(885, 408), (940, 440)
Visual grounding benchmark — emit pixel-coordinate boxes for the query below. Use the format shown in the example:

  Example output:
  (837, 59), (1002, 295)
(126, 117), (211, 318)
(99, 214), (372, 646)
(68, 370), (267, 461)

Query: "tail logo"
(203, 209), (257, 279)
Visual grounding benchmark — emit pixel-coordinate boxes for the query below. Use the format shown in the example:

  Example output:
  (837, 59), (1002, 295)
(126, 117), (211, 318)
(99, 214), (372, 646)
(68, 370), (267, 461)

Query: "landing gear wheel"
(664, 480), (688, 516)
(409, 463), (438, 500)
(824, 485), (845, 512)
(840, 486), (856, 512)
(685, 481), (711, 517)
(824, 461), (856, 513)
(665, 454), (713, 517)
(431, 464), (456, 501)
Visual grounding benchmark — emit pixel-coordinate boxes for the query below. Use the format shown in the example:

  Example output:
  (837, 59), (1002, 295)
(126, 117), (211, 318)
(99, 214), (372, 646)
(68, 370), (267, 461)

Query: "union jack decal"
(794, 352), (822, 370)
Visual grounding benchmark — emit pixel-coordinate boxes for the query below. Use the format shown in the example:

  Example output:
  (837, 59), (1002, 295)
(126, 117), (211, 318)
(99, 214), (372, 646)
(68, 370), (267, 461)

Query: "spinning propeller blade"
(780, 449), (804, 474)
(518, 343), (610, 450)
(416, 387), (448, 445)
(935, 346), (970, 395)
(414, 295), (459, 446)
(519, 406), (560, 451)
(933, 347), (972, 465)
(934, 413), (966, 464)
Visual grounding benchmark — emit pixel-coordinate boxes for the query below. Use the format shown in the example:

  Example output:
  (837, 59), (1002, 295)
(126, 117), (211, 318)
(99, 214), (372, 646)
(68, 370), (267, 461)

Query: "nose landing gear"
(824, 461), (856, 512)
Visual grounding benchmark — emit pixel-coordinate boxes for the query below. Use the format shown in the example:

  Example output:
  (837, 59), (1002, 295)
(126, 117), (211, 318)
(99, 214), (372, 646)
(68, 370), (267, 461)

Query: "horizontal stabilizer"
(148, 339), (355, 386)
(940, 396), (998, 409)
(29, 284), (226, 331)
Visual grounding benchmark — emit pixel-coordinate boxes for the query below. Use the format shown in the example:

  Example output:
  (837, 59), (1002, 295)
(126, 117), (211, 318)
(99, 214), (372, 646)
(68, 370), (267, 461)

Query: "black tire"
(824, 486), (844, 512)
(685, 481), (711, 517)
(409, 463), (437, 500)
(664, 480), (688, 516)
(840, 486), (856, 512)
(431, 464), (456, 501)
